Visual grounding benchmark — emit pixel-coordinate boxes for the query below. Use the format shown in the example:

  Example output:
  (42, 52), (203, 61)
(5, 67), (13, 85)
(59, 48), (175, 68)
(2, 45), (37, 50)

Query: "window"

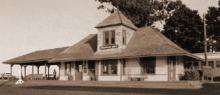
(75, 61), (83, 73)
(208, 61), (214, 68)
(122, 59), (126, 75)
(103, 30), (115, 46)
(65, 62), (71, 75)
(83, 62), (87, 73)
(104, 31), (109, 45)
(88, 61), (96, 75)
(111, 31), (115, 44)
(122, 30), (126, 45)
(101, 60), (118, 75)
(184, 62), (199, 70)
(102, 63), (109, 75)
(167, 57), (176, 70)
(142, 57), (156, 74)
(216, 61), (220, 68)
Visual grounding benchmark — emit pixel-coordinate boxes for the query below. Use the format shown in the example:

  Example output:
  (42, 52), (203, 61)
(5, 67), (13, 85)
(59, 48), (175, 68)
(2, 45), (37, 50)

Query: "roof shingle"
(50, 27), (201, 62)
(95, 11), (138, 30)
(4, 47), (68, 64)
(50, 34), (97, 62)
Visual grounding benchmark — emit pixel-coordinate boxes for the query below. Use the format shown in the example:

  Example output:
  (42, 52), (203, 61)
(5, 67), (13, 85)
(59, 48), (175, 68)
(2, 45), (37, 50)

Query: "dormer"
(95, 11), (137, 54)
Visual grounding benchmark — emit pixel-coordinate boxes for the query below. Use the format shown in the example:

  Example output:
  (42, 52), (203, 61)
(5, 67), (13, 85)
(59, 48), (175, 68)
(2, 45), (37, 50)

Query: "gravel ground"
(0, 81), (219, 95)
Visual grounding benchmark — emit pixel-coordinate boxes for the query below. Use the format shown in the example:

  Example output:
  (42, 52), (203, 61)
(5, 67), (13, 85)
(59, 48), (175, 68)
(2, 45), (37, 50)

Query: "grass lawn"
(0, 81), (219, 95)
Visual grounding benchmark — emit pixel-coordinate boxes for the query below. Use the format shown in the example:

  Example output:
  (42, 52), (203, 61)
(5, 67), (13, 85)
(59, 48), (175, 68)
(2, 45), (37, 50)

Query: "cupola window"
(103, 30), (115, 46)
(122, 30), (126, 45)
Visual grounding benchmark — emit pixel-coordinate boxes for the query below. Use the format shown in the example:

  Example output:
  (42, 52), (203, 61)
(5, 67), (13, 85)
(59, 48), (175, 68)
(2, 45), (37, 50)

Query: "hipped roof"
(95, 11), (138, 30)
(3, 47), (68, 64)
(4, 11), (202, 64)
(50, 27), (201, 62)
(4, 27), (201, 64)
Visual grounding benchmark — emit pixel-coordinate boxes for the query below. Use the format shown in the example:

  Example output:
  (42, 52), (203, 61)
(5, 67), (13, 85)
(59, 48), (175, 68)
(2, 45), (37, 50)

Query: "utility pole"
(203, 14), (208, 82)
(203, 14), (208, 66)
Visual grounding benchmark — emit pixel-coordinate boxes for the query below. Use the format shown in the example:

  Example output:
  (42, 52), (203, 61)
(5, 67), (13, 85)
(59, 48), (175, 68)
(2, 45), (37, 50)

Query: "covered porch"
(10, 62), (60, 80)
(190, 52), (220, 82)
(3, 47), (68, 81)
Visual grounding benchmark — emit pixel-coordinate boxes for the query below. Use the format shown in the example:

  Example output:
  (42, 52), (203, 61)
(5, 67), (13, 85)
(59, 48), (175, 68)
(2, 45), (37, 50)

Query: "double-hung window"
(103, 30), (115, 46)
(122, 30), (126, 45)
(142, 57), (156, 74)
(102, 60), (117, 75)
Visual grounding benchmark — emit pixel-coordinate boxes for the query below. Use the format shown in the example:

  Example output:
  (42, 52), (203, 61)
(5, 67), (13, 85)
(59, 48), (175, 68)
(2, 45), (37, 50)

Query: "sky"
(0, 0), (219, 76)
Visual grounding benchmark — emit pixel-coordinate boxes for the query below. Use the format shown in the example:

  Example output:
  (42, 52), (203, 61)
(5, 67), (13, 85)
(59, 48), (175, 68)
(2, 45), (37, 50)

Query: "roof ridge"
(34, 47), (68, 52)
(67, 34), (96, 47)
(117, 10), (123, 24)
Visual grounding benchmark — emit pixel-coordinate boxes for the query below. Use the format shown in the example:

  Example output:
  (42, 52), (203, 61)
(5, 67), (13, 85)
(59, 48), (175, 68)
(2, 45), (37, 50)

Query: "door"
(88, 61), (96, 80)
(88, 61), (96, 76)
(168, 57), (176, 81)
(75, 61), (83, 80)
(65, 63), (71, 75)
(64, 62), (72, 80)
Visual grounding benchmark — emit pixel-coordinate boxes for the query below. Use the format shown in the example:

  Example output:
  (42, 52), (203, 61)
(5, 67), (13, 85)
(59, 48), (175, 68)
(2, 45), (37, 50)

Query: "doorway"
(75, 61), (83, 80)
(168, 57), (177, 81)
(88, 61), (96, 80)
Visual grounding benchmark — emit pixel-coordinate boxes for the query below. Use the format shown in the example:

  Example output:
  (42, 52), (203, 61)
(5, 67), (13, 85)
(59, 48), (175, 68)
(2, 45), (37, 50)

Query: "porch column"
(85, 61), (89, 75)
(198, 61), (202, 70)
(58, 64), (61, 78)
(47, 65), (50, 79)
(44, 64), (47, 80)
(31, 65), (34, 80)
(214, 61), (217, 69)
(198, 61), (203, 81)
(59, 62), (66, 80)
(98, 61), (101, 77)
(117, 59), (122, 81)
(10, 64), (14, 75)
(20, 65), (23, 79)
(37, 65), (40, 75)
(32, 65), (34, 75)
(71, 62), (76, 80)
(98, 61), (102, 76)
(211, 61), (216, 82)
(24, 65), (27, 80)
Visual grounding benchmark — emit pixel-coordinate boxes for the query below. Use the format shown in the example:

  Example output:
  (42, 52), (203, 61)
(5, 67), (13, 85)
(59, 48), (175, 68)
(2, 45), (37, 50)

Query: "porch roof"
(50, 34), (97, 62)
(3, 47), (68, 64)
(50, 27), (202, 62)
(193, 52), (220, 61)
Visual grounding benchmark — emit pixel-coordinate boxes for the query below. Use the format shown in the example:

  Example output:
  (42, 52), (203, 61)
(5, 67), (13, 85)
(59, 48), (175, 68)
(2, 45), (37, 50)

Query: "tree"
(163, 5), (203, 53)
(205, 0), (220, 51)
(95, 0), (204, 53)
(95, 0), (182, 27)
